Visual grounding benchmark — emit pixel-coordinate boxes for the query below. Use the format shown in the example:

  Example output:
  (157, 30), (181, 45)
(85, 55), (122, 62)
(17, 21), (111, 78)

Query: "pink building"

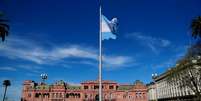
(21, 80), (148, 101)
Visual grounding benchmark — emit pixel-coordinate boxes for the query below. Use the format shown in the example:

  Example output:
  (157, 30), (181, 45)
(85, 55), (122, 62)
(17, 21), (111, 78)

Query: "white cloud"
(0, 37), (97, 64)
(161, 39), (171, 47)
(0, 36), (134, 70)
(126, 32), (171, 54)
(0, 40), (45, 64)
(102, 56), (136, 70)
(18, 65), (42, 70)
(0, 67), (17, 71)
(63, 60), (97, 67)
(50, 46), (97, 60)
(104, 56), (132, 65)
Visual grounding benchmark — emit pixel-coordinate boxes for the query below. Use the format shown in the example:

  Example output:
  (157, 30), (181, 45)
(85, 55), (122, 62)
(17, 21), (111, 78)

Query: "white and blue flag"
(101, 15), (118, 40)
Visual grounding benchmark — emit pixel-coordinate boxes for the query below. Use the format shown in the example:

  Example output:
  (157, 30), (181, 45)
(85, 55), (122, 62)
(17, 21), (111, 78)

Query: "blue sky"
(0, 0), (201, 100)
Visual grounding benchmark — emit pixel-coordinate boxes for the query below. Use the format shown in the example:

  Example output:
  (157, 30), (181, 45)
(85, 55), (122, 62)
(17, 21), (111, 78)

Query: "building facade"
(21, 80), (148, 101)
(146, 82), (157, 101)
(147, 56), (201, 101)
(152, 72), (197, 101)
(147, 69), (200, 100)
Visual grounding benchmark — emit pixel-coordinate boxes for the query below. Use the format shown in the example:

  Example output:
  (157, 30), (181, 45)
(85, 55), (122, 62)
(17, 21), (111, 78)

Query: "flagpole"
(99, 0), (102, 101)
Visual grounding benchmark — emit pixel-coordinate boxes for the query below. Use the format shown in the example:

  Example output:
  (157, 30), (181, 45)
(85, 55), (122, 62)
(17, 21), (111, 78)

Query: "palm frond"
(3, 80), (11, 86)
(0, 23), (9, 30)
(191, 16), (201, 39)
(0, 26), (9, 41)
(0, 18), (9, 42)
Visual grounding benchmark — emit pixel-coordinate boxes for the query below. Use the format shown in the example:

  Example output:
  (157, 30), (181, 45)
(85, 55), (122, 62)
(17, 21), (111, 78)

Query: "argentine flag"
(101, 15), (118, 40)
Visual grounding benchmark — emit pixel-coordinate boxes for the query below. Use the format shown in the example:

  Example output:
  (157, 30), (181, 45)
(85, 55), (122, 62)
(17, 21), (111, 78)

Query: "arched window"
(109, 85), (114, 89)
(56, 93), (58, 98)
(84, 86), (89, 89)
(66, 94), (69, 98)
(85, 94), (88, 98)
(78, 94), (80, 98)
(123, 94), (126, 99)
(53, 93), (55, 98)
(35, 93), (39, 98)
(94, 85), (99, 89)
(59, 93), (62, 97)
(38, 93), (42, 98)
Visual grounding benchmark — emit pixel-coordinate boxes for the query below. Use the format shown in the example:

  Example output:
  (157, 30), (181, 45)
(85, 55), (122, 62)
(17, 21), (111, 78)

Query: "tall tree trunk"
(2, 86), (7, 101)
(197, 93), (201, 101)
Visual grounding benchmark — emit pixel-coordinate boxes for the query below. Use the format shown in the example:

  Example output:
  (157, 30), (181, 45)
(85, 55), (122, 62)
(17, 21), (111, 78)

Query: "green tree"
(2, 80), (11, 101)
(0, 13), (9, 42)
(191, 16), (201, 39)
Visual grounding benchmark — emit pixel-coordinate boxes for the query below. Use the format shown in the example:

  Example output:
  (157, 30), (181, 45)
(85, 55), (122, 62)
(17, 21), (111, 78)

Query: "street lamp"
(152, 73), (157, 77)
(40, 73), (48, 101)
(40, 73), (48, 83)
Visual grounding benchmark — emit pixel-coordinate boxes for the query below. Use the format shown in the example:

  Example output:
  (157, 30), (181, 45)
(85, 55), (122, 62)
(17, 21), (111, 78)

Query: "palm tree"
(191, 16), (201, 39)
(0, 14), (9, 42)
(2, 80), (11, 101)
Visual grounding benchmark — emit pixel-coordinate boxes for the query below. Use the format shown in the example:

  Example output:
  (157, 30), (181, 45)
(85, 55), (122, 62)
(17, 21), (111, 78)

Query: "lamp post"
(40, 73), (48, 101)
(41, 73), (48, 83)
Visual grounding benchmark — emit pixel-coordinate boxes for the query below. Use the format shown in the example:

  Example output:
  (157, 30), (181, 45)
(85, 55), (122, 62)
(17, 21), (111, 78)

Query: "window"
(109, 85), (114, 89)
(56, 93), (58, 98)
(85, 94), (88, 98)
(35, 93), (39, 98)
(59, 93), (62, 97)
(84, 86), (89, 89)
(136, 93), (138, 98)
(94, 86), (99, 89)
(123, 95), (126, 99)
(78, 94), (80, 98)
(66, 94), (69, 98)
